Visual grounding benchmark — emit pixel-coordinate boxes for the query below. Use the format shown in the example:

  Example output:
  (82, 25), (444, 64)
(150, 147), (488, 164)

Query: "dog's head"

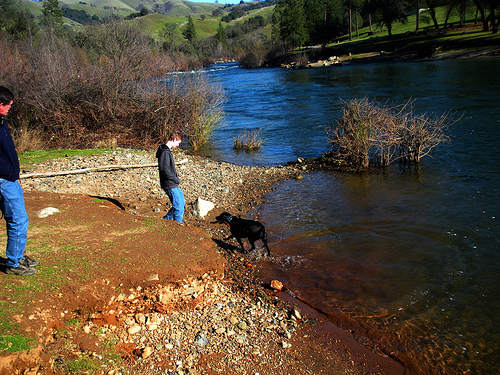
(213, 212), (233, 225)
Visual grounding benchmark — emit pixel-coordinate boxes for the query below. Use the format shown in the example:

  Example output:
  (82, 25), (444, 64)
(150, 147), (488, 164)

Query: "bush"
(233, 128), (263, 151)
(327, 98), (452, 169)
(0, 22), (225, 151)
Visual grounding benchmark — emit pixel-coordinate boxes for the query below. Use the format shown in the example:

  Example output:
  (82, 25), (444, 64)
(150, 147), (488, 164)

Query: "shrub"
(233, 128), (263, 151)
(327, 98), (452, 169)
(0, 23), (225, 151)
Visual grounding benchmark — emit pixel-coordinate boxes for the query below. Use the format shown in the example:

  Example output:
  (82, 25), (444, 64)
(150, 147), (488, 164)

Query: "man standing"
(0, 86), (38, 276)
(156, 134), (185, 223)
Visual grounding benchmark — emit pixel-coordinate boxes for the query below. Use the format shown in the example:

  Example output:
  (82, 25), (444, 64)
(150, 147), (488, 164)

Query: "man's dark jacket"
(0, 117), (20, 182)
(156, 144), (180, 190)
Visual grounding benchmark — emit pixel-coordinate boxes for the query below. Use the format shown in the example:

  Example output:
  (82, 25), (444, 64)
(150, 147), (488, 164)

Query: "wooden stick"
(20, 158), (188, 179)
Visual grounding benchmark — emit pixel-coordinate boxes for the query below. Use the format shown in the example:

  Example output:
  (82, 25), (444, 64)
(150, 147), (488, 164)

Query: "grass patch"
(0, 309), (34, 353)
(0, 334), (33, 353)
(55, 354), (102, 374)
(0, 243), (96, 340)
(19, 148), (113, 168)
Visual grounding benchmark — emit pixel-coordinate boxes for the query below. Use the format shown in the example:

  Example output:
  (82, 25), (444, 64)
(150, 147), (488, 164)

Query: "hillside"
(17, 0), (274, 40)
(19, 0), (227, 26)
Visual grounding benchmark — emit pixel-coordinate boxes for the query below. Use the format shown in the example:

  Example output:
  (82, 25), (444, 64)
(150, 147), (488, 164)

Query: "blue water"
(202, 59), (500, 374)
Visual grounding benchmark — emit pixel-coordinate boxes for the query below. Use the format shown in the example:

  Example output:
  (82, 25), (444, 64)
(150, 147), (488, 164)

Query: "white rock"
(142, 346), (153, 358)
(192, 198), (215, 219)
(127, 324), (141, 335)
(148, 273), (159, 281)
(37, 207), (60, 218)
(135, 313), (146, 324)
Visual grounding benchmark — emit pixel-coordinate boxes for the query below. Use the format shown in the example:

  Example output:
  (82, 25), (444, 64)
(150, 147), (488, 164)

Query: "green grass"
(19, 148), (113, 168)
(346, 5), (482, 40)
(0, 299), (34, 353)
(0, 333), (33, 353)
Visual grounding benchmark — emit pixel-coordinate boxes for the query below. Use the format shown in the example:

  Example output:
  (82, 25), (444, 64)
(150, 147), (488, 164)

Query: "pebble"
(21, 149), (298, 223)
(78, 275), (304, 374)
(20, 149), (309, 374)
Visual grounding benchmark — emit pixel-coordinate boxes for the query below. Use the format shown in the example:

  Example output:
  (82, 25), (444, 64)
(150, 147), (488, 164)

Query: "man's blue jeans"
(164, 187), (185, 223)
(0, 179), (29, 268)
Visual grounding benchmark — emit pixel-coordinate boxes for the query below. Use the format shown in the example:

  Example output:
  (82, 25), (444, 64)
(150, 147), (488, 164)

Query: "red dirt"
(0, 190), (410, 375)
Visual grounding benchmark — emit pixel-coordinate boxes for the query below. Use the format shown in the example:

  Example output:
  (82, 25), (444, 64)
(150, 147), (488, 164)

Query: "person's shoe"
(22, 255), (39, 267)
(5, 264), (36, 276)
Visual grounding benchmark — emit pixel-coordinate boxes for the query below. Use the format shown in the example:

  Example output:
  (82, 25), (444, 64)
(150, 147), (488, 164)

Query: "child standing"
(156, 134), (185, 223)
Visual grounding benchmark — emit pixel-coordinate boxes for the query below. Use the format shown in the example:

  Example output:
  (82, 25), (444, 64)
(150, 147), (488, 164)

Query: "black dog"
(214, 212), (271, 256)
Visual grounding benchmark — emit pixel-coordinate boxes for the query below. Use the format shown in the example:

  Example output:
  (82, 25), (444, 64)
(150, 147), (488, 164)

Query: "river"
(201, 58), (500, 375)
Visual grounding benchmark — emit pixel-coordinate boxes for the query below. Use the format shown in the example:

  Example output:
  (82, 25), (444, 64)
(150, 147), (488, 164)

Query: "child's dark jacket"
(156, 144), (180, 190)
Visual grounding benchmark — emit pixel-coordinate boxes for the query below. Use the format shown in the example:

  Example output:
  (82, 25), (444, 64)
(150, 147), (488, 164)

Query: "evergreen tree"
(304, 0), (344, 45)
(272, 0), (308, 50)
(41, 0), (64, 28)
(372, 0), (409, 36)
(183, 16), (197, 43)
(0, 0), (36, 38)
(215, 21), (227, 43)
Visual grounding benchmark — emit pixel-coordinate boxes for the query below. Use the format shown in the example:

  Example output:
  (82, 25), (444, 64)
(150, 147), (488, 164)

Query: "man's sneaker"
(5, 264), (36, 276)
(22, 255), (39, 267)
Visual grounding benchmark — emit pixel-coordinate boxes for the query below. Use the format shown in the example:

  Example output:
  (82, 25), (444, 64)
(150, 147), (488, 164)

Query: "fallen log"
(20, 158), (188, 179)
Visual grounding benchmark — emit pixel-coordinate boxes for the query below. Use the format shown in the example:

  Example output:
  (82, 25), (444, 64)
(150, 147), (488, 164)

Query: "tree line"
(272, 0), (499, 50)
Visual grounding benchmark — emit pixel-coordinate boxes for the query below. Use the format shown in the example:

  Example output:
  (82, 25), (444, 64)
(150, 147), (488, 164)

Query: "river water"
(201, 59), (500, 375)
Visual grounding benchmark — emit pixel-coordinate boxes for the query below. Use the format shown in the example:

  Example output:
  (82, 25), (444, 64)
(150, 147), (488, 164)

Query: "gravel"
(21, 149), (313, 375)
(21, 149), (301, 219)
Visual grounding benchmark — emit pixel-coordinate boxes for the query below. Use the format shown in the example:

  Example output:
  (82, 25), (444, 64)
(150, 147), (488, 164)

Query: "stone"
(127, 324), (141, 335)
(192, 198), (215, 219)
(195, 332), (207, 346)
(135, 313), (146, 324)
(36, 207), (60, 218)
(182, 285), (204, 296)
(292, 308), (302, 320)
(270, 280), (283, 291)
(142, 346), (153, 358)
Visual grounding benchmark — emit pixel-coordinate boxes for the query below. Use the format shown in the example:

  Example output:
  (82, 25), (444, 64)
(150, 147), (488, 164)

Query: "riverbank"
(1, 149), (410, 374)
(283, 26), (500, 69)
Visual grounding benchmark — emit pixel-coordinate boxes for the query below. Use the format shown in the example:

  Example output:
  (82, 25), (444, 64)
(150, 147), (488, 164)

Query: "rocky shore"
(21, 149), (299, 221)
(11, 149), (408, 375)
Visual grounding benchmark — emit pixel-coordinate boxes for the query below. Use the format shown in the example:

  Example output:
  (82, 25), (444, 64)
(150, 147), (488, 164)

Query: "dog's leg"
(236, 238), (246, 253)
(262, 239), (271, 257)
(248, 239), (256, 252)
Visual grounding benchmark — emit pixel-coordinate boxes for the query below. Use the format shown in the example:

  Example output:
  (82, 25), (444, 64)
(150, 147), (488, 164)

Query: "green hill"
(17, 0), (269, 39)
(19, 0), (227, 25)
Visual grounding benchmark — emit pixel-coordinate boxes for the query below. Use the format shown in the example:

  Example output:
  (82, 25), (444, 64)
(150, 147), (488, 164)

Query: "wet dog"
(213, 212), (271, 256)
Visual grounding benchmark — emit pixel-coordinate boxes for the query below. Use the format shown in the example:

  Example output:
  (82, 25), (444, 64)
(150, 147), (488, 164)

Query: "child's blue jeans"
(164, 187), (185, 223)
